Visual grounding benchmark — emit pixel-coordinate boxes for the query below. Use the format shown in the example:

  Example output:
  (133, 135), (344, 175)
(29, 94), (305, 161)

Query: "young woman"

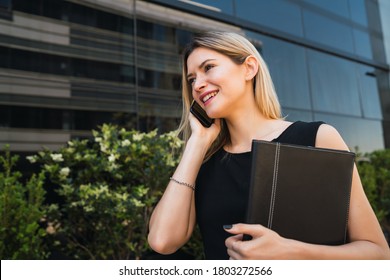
(148, 31), (390, 260)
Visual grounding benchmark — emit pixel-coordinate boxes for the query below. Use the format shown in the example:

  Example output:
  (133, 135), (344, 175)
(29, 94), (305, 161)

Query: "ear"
(244, 55), (259, 81)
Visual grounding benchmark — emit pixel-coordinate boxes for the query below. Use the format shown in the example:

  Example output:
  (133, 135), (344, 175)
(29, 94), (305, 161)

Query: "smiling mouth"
(202, 91), (218, 103)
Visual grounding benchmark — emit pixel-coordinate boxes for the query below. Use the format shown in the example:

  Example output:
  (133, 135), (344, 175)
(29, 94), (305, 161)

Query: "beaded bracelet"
(169, 177), (195, 191)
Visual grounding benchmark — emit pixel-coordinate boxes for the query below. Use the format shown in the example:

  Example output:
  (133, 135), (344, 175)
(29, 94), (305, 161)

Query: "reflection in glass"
(303, 10), (354, 53)
(0, 105), (138, 131)
(137, 20), (175, 43)
(237, 0), (303, 37)
(349, 0), (368, 26)
(353, 28), (373, 59)
(307, 50), (361, 117)
(135, 22), (193, 132)
(357, 66), (382, 119)
(178, 0), (234, 15)
(303, 0), (349, 18)
(315, 113), (384, 152)
(0, 0), (11, 7)
(251, 33), (311, 110)
(283, 108), (313, 123)
(12, 0), (135, 34)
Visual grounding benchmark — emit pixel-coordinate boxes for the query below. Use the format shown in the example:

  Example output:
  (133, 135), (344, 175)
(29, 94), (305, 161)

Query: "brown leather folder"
(245, 140), (355, 245)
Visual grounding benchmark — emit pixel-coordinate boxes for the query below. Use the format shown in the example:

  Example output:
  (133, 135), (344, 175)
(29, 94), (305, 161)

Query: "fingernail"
(223, 224), (233, 230)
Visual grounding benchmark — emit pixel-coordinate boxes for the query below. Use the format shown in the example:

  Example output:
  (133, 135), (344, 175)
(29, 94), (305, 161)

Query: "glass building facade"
(0, 0), (389, 153)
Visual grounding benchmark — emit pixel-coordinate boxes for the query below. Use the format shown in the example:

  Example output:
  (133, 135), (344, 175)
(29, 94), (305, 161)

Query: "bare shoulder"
(315, 124), (350, 151)
(274, 119), (293, 131)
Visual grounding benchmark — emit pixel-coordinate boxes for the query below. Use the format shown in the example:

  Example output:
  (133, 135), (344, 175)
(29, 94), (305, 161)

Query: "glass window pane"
(135, 21), (190, 122)
(307, 50), (361, 116)
(137, 20), (175, 43)
(353, 28), (373, 59)
(379, 0), (390, 66)
(0, 105), (138, 131)
(176, 29), (193, 52)
(184, 0), (234, 15)
(314, 113), (384, 152)
(303, 0), (349, 18)
(237, 0), (303, 37)
(249, 33), (312, 110)
(0, 105), (9, 127)
(303, 10), (354, 53)
(366, 0), (382, 33)
(371, 33), (387, 64)
(42, 0), (66, 20)
(349, 0), (368, 26)
(357, 65), (382, 119)
(283, 108), (313, 123)
(0, 46), (9, 67)
(0, 0), (11, 20)
(12, 0), (42, 15)
(0, 0), (11, 8)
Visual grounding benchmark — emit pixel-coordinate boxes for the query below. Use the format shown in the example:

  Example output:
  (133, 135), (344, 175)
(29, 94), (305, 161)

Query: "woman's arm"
(148, 117), (221, 255)
(312, 124), (390, 258)
(224, 124), (390, 259)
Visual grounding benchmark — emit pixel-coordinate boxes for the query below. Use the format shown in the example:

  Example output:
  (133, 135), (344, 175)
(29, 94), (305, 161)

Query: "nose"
(193, 75), (207, 93)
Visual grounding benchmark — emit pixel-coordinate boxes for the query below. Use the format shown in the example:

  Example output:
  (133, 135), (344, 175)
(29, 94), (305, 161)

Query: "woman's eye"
(205, 64), (214, 71)
(188, 78), (195, 84)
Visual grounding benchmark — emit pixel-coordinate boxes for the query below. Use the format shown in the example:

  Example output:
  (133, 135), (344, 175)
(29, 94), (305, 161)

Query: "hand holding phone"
(190, 100), (214, 128)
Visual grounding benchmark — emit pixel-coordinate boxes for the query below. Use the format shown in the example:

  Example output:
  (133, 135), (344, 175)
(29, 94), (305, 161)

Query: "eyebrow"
(186, 59), (216, 80)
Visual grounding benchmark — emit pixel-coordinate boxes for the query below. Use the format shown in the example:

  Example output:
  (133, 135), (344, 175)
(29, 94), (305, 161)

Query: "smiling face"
(186, 47), (251, 119)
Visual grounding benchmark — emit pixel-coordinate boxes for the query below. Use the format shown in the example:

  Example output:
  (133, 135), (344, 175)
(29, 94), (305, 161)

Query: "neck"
(224, 104), (271, 153)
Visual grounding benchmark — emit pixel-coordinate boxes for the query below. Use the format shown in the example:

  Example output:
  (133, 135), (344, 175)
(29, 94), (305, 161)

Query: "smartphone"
(190, 100), (214, 128)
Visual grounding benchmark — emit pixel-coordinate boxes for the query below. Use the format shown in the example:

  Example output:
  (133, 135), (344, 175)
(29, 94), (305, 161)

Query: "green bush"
(31, 124), (203, 259)
(356, 149), (390, 238)
(0, 146), (48, 259)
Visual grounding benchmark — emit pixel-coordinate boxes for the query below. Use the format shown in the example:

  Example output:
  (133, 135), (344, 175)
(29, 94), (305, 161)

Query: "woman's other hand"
(224, 223), (299, 260)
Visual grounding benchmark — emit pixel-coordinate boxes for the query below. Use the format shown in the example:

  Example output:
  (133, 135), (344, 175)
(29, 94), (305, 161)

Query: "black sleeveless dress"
(195, 121), (325, 259)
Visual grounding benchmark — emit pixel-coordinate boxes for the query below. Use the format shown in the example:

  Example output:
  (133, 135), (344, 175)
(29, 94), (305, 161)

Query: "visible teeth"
(202, 91), (218, 103)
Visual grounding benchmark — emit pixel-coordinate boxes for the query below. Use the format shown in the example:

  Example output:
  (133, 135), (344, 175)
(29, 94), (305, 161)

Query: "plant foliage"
(0, 146), (48, 259)
(356, 148), (390, 240)
(31, 124), (203, 259)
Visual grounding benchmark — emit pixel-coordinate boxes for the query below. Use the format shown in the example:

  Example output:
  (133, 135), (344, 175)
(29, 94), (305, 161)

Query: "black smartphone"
(190, 100), (214, 128)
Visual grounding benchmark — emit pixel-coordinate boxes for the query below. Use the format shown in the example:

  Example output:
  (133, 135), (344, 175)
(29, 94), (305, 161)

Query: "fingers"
(224, 223), (267, 238)
(224, 224), (291, 260)
(224, 224), (269, 260)
(225, 234), (245, 260)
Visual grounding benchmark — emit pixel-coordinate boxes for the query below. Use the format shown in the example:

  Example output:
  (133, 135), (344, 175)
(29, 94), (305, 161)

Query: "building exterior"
(0, 0), (389, 154)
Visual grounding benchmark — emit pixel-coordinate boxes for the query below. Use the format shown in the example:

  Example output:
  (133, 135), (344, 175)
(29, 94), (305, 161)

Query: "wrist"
(186, 135), (212, 155)
(287, 239), (319, 260)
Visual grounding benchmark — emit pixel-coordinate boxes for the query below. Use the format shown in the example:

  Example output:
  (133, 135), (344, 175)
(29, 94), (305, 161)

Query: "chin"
(206, 107), (225, 118)
(205, 110), (218, 119)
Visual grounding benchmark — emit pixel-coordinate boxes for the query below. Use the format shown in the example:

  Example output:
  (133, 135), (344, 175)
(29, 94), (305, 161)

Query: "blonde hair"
(177, 31), (282, 160)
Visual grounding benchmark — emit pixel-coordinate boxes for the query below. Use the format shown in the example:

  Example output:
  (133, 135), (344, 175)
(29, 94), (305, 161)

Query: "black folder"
(245, 140), (355, 245)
